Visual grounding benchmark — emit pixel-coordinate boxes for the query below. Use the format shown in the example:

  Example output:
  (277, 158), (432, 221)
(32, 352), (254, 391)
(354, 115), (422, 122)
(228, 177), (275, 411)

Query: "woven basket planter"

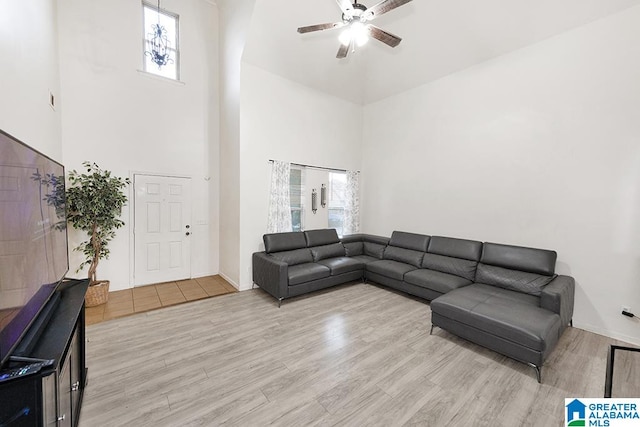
(85, 280), (110, 307)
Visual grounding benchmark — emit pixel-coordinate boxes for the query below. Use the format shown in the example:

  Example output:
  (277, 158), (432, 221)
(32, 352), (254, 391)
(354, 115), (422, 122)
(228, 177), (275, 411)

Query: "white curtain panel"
(267, 160), (293, 233)
(343, 170), (360, 235)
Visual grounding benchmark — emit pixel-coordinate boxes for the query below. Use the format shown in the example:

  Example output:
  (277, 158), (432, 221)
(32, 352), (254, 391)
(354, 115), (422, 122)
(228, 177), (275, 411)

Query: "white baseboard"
(573, 322), (640, 347)
(218, 271), (239, 290)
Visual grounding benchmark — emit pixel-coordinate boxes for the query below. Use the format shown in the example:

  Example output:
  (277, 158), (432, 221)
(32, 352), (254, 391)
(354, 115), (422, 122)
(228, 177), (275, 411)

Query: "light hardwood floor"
(79, 282), (619, 426)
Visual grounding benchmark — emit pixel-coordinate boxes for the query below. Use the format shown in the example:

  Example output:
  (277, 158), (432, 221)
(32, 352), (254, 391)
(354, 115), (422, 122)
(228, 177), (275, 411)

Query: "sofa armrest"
(252, 252), (288, 301)
(540, 275), (575, 328)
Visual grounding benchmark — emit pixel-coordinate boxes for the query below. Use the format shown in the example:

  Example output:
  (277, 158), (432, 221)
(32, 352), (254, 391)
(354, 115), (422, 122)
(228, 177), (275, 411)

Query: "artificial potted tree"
(66, 162), (130, 307)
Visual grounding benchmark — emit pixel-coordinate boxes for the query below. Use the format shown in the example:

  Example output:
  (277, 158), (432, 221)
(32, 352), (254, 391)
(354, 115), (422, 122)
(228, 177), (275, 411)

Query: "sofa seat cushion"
(317, 257), (364, 276)
(351, 255), (379, 264)
(404, 268), (472, 294)
(288, 263), (331, 285)
(367, 260), (417, 281)
(431, 284), (561, 352)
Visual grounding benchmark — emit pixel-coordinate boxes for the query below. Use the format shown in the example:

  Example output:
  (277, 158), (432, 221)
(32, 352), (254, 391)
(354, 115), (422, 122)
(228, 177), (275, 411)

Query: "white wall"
(0, 0), (61, 159)
(57, 0), (219, 290)
(217, 0), (255, 287)
(237, 64), (362, 289)
(362, 6), (640, 344)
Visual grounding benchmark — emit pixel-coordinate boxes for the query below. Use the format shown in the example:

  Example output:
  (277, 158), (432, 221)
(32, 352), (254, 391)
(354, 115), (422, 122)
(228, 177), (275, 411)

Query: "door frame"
(128, 170), (193, 287)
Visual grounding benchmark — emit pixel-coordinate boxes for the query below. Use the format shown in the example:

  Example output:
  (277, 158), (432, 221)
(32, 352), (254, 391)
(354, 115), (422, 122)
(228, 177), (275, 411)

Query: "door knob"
(186, 225), (190, 229)
(186, 232), (191, 236)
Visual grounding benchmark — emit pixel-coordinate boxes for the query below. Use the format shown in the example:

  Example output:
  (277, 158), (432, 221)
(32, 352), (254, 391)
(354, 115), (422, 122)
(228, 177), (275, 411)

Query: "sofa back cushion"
(344, 241), (363, 257)
(389, 231), (430, 252)
(475, 263), (555, 296)
(364, 242), (386, 259)
(341, 234), (364, 244)
(384, 246), (424, 268)
(364, 234), (391, 246)
(341, 234), (389, 257)
(304, 229), (340, 247)
(481, 242), (557, 275)
(422, 254), (477, 281)
(428, 236), (482, 261)
(264, 232), (307, 253)
(311, 243), (346, 262)
(270, 248), (313, 266)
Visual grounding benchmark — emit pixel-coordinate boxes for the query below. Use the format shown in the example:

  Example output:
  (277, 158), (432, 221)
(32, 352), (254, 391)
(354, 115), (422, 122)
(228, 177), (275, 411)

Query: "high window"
(143, 2), (180, 80)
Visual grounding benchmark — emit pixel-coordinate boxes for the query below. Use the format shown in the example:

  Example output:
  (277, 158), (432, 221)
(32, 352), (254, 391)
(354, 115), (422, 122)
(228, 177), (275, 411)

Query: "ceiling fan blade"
(336, 0), (353, 14)
(336, 42), (350, 59)
(297, 22), (345, 34)
(337, 38), (355, 59)
(364, 0), (412, 20)
(367, 24), (402, 47)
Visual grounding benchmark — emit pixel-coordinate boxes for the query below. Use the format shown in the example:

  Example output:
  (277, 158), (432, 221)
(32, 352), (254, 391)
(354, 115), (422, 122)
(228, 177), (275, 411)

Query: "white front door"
(133, 174), (192, 286)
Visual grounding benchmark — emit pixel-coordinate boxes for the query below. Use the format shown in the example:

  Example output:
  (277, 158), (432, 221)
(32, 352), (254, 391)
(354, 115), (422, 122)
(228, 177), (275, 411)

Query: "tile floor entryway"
(85, 275), (237, 325)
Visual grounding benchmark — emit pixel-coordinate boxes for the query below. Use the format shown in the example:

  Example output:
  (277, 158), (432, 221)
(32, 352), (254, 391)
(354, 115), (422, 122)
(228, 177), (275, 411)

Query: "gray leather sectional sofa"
(252, 228), (575, 382)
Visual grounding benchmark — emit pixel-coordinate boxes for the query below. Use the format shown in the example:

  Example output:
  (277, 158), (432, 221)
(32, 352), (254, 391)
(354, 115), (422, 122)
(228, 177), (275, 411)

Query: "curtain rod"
(268, 159), (360, 174)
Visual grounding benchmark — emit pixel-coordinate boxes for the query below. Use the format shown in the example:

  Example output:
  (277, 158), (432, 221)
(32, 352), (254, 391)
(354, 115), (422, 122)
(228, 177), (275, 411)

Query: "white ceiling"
(242, 0), (640, 104)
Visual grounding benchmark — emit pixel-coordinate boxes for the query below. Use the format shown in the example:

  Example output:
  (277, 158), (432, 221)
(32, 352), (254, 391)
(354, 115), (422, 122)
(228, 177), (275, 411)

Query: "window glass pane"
(291, 209), (302, 232)
(329, 173), (346, 208)
(290, 169), (302, 208)
(328, 208), (344, 236)
(143, 4), (179, 80)
(290, 168), (304, 231)
(329, 172), (346, 236)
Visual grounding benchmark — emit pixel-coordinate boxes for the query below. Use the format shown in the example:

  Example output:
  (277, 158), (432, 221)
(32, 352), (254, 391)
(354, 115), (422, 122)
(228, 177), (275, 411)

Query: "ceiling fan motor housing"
(342, 3), (368, 23)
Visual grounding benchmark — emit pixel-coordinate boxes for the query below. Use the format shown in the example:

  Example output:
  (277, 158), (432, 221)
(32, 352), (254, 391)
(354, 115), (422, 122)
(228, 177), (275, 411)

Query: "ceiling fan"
(297, 0), (413, 59)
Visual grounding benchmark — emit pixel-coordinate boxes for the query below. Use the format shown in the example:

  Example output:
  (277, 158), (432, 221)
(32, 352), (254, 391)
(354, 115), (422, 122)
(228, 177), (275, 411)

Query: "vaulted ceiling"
(241, 0), (640, 104)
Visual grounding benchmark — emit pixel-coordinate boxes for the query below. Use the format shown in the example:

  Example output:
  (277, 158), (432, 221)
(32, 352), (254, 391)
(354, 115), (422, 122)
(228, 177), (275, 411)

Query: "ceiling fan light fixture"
(352, 22), (369, 46)
(339, 21), (368, 47)
(356, 34), (369, 46)
(339, 28), (352, 46)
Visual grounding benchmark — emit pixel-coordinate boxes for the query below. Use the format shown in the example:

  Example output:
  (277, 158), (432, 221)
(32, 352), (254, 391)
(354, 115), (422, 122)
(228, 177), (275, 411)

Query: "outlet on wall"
(48, 90), (55, 110)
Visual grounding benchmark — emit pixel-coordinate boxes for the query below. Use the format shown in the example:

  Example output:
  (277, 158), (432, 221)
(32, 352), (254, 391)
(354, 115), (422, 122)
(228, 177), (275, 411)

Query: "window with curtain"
(288, 168), (351, 236)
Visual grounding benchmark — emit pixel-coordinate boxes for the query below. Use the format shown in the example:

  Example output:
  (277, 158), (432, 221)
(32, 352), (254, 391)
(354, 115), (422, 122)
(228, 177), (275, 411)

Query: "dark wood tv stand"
(0, 278), (89, 427)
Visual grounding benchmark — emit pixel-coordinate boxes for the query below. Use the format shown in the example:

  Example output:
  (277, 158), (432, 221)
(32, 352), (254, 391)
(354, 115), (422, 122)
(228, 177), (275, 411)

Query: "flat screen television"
(0, 129), (68, 367)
